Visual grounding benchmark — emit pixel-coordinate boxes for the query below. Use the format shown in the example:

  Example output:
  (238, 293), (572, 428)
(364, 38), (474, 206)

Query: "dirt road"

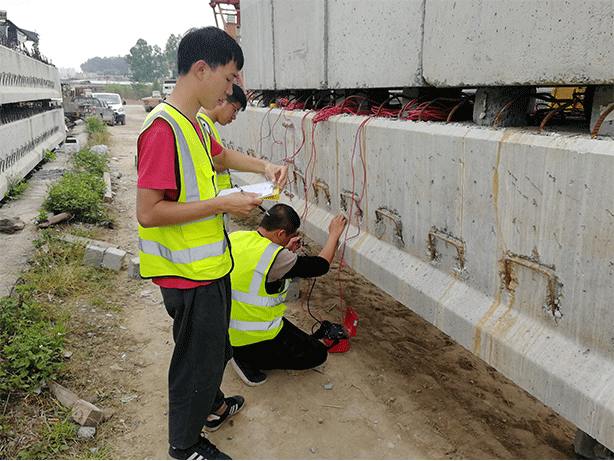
(70, 104), (578, 459)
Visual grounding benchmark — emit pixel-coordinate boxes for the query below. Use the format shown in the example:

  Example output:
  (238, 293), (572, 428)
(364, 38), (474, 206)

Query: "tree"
(81, 56), (129, 75)
(125, 39), (155, 83)
(164, 34), (181, 78)
(151, 44), (168, 82)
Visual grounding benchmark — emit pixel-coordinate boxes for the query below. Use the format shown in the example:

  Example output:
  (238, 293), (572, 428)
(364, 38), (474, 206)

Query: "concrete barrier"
(221, 106), (614, 451)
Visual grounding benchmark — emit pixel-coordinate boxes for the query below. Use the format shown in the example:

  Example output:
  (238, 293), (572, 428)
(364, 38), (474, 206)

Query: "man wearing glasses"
(198, 84), (247, 191)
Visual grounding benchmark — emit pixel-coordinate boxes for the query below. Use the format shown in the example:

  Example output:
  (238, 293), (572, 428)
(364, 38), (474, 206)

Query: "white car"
(92, 93), (126, 125)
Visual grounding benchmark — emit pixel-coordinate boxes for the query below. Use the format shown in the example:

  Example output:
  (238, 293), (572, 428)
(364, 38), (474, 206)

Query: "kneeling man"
(228, 203), (347, 386)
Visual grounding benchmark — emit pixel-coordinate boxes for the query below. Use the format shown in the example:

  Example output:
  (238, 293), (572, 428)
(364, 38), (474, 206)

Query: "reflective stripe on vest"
(139, 237), (227, 265)
(137, 104), (232, 280)
(228, 317), (283, 333)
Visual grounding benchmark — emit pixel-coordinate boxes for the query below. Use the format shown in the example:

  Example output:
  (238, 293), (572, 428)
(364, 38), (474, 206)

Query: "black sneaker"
(203, 395), (245, 432)
(230, 358), (267, 386)
(169, 435), (231, 460)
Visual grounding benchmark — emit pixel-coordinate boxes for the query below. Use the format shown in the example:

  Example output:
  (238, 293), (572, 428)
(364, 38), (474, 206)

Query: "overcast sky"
(2, 0), (218, 70)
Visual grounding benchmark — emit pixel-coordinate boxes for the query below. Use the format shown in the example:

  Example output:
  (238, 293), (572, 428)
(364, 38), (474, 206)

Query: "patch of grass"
(6, 174), (29, 200)
(12, 401), (111, 460)
(0, 225), (120, 459)
(18, 231), (113, 298)
(42, 170), (109, 223)
(84, 117), (110, 146)
(2, 321), (65, 394)
(42, 146), (112, 224)
(17, 413), (77, 459)
(69, 148), (109, 177)
(43, 149), (57, 163)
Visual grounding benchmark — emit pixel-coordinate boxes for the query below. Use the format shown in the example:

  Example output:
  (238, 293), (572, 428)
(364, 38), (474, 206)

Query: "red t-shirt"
(137, 117), (224, 289)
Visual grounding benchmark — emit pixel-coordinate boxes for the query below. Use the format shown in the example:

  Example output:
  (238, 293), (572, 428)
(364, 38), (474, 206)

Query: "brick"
(128, 257), (141, 279)
(101, 247), (126, 271)
(82, 244), (104, 267)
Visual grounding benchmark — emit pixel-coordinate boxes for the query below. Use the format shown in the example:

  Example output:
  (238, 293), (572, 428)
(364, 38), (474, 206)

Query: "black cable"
(304, 277), (323, 334)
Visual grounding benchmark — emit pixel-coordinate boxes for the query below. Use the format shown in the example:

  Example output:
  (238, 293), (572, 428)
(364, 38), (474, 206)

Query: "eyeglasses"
(230, 103), (242, 115)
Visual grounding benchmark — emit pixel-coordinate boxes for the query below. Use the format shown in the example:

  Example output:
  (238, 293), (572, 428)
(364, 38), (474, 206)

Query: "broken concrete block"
(71, 399), (104, 426)
(473, 86), (536, 127)
(89, 145), (109, 156)
(82, 244), (105, 267)
(101, 247), (126, 271)
(128, 257), (141, 279)
(63, 136), (80, 154)
(103, 171), (113, 203)
(0, 217), (25, 234)
(48, 380), (79, 408)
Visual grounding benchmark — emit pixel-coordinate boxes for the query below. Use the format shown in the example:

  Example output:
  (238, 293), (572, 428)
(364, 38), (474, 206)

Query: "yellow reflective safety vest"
(197, 112), (232, 190)
(228, 231), (290, 347)
(137, 103), (232, 281)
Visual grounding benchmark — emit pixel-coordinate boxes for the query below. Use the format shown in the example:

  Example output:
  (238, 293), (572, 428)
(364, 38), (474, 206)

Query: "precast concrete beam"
(0, 45), (61, 104)
(241, 0), (614, 90)
(220, 106), (614, 451)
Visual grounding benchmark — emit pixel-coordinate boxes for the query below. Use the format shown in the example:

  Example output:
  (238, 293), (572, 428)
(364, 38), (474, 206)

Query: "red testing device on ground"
(323, 306), (359, 353)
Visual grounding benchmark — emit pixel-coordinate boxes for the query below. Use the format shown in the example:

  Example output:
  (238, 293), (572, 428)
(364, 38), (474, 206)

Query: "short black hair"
(177, 26), (244, 75)
(227, 84), (247, 110)
(260, 204), (300, 235)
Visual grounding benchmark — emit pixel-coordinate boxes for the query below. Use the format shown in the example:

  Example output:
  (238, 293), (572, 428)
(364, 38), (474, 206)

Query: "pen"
(236, 186), (271, 216)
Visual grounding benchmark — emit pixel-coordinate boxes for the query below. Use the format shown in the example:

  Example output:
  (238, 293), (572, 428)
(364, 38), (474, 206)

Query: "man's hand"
(264, 162), (288, 190)
(329, 215), (348, 238)
(221, 191), (263, 217)
(285, 236), (302, 252)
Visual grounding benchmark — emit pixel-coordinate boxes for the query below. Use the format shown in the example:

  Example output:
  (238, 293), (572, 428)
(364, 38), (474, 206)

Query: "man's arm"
(213, 147), (288, 189)
(317, 215), (347, 263)
(136, 187), (261, 228)
(273, 215), (348, 280)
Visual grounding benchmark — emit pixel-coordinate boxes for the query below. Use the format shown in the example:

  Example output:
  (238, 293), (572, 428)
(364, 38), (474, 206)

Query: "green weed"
(17, 412), (76, 459)
(6, 174), (29, 200)
(42, 170), (109, 223)
(69, 148), (109, 176)
(2, 321), (65, 394)
(43, 149), (57, 163)
(84, 117), (110, 146)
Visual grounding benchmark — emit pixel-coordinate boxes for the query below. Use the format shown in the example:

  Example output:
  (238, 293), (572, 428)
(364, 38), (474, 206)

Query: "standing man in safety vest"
(198, 83), (247, 192)
(228, 203), (347, 386)
(136, 27), (287, 460)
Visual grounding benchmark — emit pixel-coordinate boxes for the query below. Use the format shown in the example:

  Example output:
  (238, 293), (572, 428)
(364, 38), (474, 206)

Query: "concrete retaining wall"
(220, 107), (614, 451)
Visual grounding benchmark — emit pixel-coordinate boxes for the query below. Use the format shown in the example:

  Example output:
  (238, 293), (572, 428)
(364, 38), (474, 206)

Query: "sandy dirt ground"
(2, 104), (579, 459)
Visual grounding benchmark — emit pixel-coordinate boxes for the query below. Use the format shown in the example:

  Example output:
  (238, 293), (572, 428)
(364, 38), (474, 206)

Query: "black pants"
(232, 317), (328, 371)
(161, 274), (232, 449)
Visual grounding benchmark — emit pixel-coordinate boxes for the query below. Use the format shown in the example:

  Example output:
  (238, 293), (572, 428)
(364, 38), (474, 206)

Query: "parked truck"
(63, 96), (115, 125)
(141, 90), (162, 113)
(141, 78), (177, 112)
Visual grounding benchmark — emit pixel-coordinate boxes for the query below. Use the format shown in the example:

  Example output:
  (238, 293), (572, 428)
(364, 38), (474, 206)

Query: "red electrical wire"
(256, 92), (461, 325)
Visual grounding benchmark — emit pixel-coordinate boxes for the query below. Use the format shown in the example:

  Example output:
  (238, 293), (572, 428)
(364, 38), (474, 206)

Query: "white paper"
(217, 181), (278, 199)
